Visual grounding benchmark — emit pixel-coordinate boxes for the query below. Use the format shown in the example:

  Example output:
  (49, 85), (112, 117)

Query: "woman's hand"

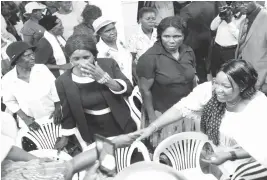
(49, 105), (62, 125)
(93, 64), (107, 82)
(79, 63), (95, 78)
(112, 131), (143, 148)
(22, 116), (41, 131)
(54, 136), (69, 152)
(201, 152), (231, 166)
(135, 126), (156, 142)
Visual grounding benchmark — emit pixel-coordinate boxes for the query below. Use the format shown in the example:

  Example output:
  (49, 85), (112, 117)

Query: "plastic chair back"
(83, 139), (150, 172)
(153, 132), (209, 171)
(16, 117), (60, 149)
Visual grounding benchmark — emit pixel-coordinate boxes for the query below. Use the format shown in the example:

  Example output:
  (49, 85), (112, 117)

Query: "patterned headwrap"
(200, 92), (226, 146)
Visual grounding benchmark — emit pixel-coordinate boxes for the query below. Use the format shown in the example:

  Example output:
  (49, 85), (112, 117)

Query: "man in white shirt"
(210, 4), (245, 77)
(93, 16), (134, 85)
(2, 41), (62, 130)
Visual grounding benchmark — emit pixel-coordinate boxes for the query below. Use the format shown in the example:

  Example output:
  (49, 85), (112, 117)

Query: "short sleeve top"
(20, 19), (45, 44)
(136, 41), (196, 112)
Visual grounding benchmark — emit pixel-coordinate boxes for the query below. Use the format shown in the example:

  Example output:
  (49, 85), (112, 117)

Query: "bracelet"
(97, 73), (111, 84)
(150, 123), (159, 132)
(229, 151), (237, 161)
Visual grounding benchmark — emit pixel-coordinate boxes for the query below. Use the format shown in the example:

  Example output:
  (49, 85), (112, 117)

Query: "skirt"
(1, 159), (71, 180)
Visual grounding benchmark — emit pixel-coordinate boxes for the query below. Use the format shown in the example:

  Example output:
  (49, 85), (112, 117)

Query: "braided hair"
(200, 59), (258, 145)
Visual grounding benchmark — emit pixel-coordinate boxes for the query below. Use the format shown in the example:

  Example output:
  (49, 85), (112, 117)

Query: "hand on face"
(79, 63), (107, 82)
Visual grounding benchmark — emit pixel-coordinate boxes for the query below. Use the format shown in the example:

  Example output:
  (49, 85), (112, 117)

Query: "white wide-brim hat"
(93, 16), (116, 35)
(23, 2), (46, 16)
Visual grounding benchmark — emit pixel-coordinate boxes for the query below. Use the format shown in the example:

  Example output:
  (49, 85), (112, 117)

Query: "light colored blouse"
(173, 81), (267, 174)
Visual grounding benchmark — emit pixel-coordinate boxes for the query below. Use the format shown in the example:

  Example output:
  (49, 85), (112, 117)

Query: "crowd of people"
(1, 1), (267, 180)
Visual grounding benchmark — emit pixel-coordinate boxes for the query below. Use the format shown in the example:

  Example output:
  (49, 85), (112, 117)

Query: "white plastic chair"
(124, 86), (143, 130)
(79, 138), (151, 179)
(29, 149), (78, 180)
(15, 116), (87, 151)
(128, 86), (142, 120)
(153, 132), (217, 180)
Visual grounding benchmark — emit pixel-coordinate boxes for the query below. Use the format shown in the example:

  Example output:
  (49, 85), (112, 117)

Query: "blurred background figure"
(128, 7), (157, 64)
(1, 1), (22, 41)
(94, 16), (134, 85)
(20, 2), (46, 46)
(235, 1), (267, 94)
(53, 1), (86, 40)
(210, 2), (245, 77)
(35, 15), (72, 78)
(73, 4), (102, 43)
(137, 1), (175, 26)
(180, 1), (218, 83)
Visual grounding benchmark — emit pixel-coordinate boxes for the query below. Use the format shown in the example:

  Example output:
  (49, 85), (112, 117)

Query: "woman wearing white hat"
(20, 2), (46, 46)
(93, 16), (134, 85)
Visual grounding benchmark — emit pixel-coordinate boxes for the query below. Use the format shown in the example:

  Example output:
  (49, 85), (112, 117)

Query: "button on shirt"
(97, 38), (133, 84)
(2, 64), (60, 119)
(210, 15), (246, 47)
(128, 24), (157, 63)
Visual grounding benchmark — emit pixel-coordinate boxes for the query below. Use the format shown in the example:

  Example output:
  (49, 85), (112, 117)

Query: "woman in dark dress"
(54, 34), (136, 150)
(137, 16), (197, 149)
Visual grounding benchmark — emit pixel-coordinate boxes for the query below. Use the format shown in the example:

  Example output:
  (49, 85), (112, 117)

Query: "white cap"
(24, 2), (46, 15)
(93, 16), (116, 35)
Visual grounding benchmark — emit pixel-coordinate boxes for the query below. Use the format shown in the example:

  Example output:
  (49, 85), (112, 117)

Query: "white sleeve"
(173, 81), (213, 116)
(2, 78), (20, 113)
(42, 65), (60, 103)
(1, 112), (18, 162)
(127, 35), (137, 53)
(210, 15), (222, 31)
(109, 79), (127, 94)
(227, 21), (239, 39)
(59, 128), (76, 137)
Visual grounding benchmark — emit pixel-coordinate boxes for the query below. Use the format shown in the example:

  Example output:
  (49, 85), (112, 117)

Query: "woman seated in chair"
(136, 59), (267, 179)
(54, 34), (136, 151)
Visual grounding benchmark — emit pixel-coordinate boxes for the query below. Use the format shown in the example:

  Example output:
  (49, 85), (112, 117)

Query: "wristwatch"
(229, 151), (237, 161)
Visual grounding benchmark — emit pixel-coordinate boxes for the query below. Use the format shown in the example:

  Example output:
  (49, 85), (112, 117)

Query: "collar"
(98, 38), (126, 54)
(72, 73), (95, 83)
(10, 65), (36, 82)
(137, 24), (157, 38)
(247, 6), (261, 22)
(145, 41), (193, 56)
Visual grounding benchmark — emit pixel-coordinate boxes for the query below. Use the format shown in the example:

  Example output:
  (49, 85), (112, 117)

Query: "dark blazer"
(55, 58), (135, 143)
(180, 2), (216, 52)
(35, 38), (60, 78)
(35, 37), (69, 78)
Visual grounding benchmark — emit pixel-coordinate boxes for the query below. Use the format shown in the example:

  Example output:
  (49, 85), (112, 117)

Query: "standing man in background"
(180, 1), (218, 83)
(235, 1), (267, 94)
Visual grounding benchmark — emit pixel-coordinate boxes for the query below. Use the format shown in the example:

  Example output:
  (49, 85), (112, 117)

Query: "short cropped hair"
(157, 16), (187, 41)
(138, 7), (157, 19)
(82, 4), (102, 22)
